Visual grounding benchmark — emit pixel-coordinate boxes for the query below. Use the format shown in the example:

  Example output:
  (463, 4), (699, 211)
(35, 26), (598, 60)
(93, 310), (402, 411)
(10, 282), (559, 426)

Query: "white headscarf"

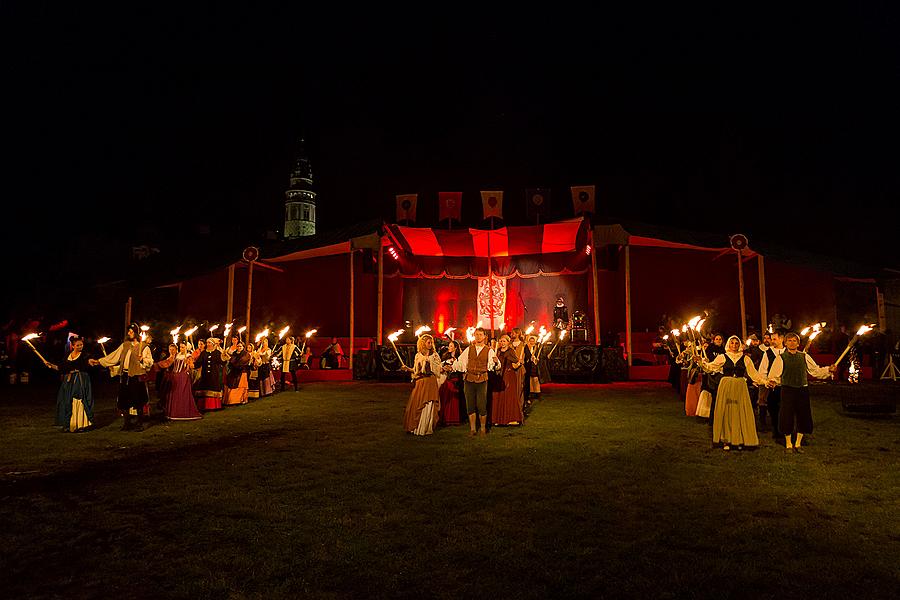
(725, 335), (745, 362)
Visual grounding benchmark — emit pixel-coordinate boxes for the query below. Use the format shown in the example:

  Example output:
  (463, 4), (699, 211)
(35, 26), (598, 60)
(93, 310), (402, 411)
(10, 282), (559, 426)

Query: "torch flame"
(745, 338), (752, 346)
(560, 329), (568, 341)
(524, 325), (535, 336)
(97, 337), (110, 344)
(208, 324), (220, 333)
(444, 327), (456, 339)
(278, 326), (290, 339)
(140, 325), (150, 332)
(466, 326), (476, 342)
(255, 328), (270, 343)
(800, 326), (811, 337)
(22, 333), (40, 342)
(169, 325), (182, 336)
(696, 318), (706, 331)
(856, 325), (873, 336)
(387, 329), (404, 343)
(184, 326), (199, 337)
(238, 326), (247, 334)
(688, 316), (701, 329)
(809, 330), (821, 341)
(671, 329), (680, 337)
(305, 329), (317, 339)
(414, 325), (432, 337)
(681, 325), (688, 333)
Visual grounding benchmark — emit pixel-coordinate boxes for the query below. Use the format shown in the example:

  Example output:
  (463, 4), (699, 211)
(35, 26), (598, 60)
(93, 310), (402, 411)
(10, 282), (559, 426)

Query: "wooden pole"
(226, 264), (235, 324)
(625, 245), (632, 368)
(737, 249), (747, 341)
(245, 261), (254, 337)
(757, 255), (768, 332)
(591, 243), (601, 346)
(488, 218), (494, 336)
(377, 240), (384, 346)
(876, 286), (886, 331)
(349, 248), (355, 374)
(124, 296), (133, 330)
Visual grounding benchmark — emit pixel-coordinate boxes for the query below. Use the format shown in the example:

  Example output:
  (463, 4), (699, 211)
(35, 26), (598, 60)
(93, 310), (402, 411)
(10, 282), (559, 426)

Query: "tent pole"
(488, 218), (494, 336)
(245, 260), (253, 336)
(377, 240), (384, 346)
(226, 264), (235, 324)
(349, 248), (355, 374)
(737, 249), (747, 341)
(591, 242), (600, 346)
(124, 296), (132, 331)
(757, 255), (768, 332)
(625, 245), (632, 369)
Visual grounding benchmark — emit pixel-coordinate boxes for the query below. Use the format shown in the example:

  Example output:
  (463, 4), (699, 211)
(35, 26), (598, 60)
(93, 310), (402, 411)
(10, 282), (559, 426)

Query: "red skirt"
(439, 377), (462, 425)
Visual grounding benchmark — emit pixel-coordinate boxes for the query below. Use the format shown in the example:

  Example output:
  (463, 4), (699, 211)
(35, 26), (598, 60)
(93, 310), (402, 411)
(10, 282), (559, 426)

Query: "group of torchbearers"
(658, 320), (876, 452)
(38, 323), (341, 433)
(401, 326), (552, 437)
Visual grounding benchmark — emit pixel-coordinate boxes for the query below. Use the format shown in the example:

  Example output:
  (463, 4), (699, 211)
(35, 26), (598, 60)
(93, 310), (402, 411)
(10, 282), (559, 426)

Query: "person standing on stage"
(446, 327), (500, 437)
(91, 323), (154, 431)
(759, 329), (787, 440)
(280, 335), (302, 392)
(765, 332), (835, 452)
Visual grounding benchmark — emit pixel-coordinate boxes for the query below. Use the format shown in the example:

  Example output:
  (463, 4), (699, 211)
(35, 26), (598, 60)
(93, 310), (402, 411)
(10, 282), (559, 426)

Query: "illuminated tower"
(284, 140), (316, 238)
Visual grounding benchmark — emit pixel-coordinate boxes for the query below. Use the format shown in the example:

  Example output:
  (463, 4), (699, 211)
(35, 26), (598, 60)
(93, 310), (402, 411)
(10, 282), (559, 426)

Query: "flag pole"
(488, 216), (494, 338)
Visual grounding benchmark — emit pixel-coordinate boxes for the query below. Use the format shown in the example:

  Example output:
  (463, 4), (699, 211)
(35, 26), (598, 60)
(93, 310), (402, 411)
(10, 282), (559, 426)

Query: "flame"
(466, 326), (476, 342)
(387, 329), (404, 343)
(498, 322), (505, 331)
(745, 338), (752, 346)
(444, 327), (456, 339)
(238, 326), (247, 334)
(184, 326), (199, 337)
(255, 328), (270, 343)
(278, 326), (290, 339)
(688, 316), (701, 329)
(208, 324), (220, 333)
(671, 329), (680, 337)
(140, 333), (147, 342)
(696, 318), (706, 331)
(414, 325), (432, 337)
(767, 324), (774, 334)
(169, 325), (182, 336)
(305, 329), (317, 339)
(524, 325), (535, 336)
(22, 333), (40, 342)
(849, 361), (857, 374)
(97, 337), (110, 344)
(140, 325), (150, 332)
(800, 326), (811, 337)
(560, 330), (568, 341)
(856, 325), (874, 336)
(809, 330), (821, 341)
(173, 334), (180, 345)
(681, 325), (688, 333)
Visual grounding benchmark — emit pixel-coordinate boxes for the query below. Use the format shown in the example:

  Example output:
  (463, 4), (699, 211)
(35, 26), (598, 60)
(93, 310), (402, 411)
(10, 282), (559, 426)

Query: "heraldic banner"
(477, 276), (506, 329)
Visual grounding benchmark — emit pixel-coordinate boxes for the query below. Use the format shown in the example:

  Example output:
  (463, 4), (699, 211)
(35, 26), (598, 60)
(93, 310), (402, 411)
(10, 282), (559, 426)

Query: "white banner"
(477, 277), (506, 330)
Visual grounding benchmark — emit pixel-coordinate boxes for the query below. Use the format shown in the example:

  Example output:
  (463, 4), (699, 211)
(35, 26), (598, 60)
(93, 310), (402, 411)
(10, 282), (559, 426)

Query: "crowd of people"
(43, 324), (323, 433)
(401, 327), (551, 437)
(659, 325), (836, 452)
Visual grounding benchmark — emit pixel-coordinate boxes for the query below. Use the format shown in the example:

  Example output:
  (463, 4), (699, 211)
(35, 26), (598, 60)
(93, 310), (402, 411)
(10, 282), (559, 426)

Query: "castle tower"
(284, 140), (316, 238)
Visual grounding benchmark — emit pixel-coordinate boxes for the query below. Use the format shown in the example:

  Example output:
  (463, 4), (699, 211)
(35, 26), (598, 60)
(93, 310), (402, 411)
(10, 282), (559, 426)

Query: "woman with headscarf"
(402, 334), (445, 435)
(697, 335), (770, 450)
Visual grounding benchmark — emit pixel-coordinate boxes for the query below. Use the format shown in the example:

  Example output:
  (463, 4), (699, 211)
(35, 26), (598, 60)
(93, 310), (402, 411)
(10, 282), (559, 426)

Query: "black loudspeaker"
(572, 346), (600, 371)
(376, 345), (417, 380)
(601, 347), (627, 381)
(352, 349), (376, 379)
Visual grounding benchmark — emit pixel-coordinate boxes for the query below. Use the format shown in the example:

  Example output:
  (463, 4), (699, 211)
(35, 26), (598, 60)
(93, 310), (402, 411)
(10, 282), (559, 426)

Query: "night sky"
(5, 6), (900, 310)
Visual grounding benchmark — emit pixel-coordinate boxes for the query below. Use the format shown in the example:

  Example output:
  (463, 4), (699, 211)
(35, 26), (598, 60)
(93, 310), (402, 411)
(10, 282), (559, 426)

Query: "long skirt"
(225, 374), (249, 405)
(491, 369), (524, 426)
(685, 378), (701, 417)
(439, 376), (462, 425)
(259, 364), (275, 397)
(248, 369), (261, 399)
(162, 370), (202, 421)
(711, 376), (760, 447)
(403, 376), (440, 435)
(56, 372), (94, 432)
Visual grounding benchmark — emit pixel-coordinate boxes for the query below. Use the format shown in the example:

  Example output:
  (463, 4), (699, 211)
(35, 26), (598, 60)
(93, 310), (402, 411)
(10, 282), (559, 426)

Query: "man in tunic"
(91, 323), (154, 431)
(447, 327), (500, 437)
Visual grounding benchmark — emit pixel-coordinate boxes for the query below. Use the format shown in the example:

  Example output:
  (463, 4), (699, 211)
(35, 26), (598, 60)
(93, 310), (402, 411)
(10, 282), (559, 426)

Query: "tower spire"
(284, 139), (317, 238)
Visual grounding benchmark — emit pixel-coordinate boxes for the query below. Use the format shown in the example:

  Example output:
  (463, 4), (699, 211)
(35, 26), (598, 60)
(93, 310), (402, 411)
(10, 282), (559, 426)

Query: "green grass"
(0, 381), (898, 599)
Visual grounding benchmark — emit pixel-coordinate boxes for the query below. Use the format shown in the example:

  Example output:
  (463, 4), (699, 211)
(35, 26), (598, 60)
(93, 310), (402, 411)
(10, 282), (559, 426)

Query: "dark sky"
(5, 6), (900, 293)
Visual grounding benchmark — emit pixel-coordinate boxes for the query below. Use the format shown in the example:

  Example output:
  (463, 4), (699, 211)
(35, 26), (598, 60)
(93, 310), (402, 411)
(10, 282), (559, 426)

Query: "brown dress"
(402, 352), (444, 435)
(491, 347), (525, 425)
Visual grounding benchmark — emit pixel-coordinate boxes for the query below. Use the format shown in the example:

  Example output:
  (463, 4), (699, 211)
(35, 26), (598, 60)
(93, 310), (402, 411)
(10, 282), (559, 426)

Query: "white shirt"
(452, 344), (499, 373)
(758, 346), (785, 379)
(767, 351), (832, 385)
(700, 352), (769, 386)
(98, 342), (153, 372)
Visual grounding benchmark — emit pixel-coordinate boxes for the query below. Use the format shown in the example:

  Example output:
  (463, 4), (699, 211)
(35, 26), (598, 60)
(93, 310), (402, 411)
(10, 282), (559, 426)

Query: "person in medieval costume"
(47, 336), (96, 432)
(758, 329), (787, 440)
(92, 323), (154, 431)
(402, 334), (445, 435)
(279, 336), (302, 392)
(447, 327), (501, 437)
(156, 340), (202, 421)
(553, 297), (569, 331)
(523, 334), (551, 409)
(765, 332), (835, 452)
(698, 336), (770, 451)
(194, 337), (228, 410)
(438, 340), (463, 426)
(225, 341), (251, 405)
(491, 334), (525, 426)
(256, 337), (275, 397)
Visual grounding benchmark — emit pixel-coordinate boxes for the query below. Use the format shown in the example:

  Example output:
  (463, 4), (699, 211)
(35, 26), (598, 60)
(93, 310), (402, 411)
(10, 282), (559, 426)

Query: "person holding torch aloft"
(90, 323), (154, 431)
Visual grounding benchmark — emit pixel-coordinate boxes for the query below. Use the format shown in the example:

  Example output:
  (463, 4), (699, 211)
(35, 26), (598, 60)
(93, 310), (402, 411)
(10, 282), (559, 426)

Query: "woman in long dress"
(438, 340), (463, 425)
(402, 334), (445, 435)
(47, 336), (95, 432)
(699, 335), (769, 450)
(523, 335), (551, 405)
(157, 341), (202, 421)
(257, 337), (275, 397)
(224, 341), (251, 406)
(491, 334), (525, 426)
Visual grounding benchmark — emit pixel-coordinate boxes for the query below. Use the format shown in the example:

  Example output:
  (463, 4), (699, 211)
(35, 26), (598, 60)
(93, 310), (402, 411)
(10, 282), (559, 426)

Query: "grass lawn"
(0, 380), (898, 599)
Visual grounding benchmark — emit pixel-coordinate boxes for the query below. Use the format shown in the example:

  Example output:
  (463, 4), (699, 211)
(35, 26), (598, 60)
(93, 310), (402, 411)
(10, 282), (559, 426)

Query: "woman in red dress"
(438, 340), (463, 425)
(491, 334), (525, 426)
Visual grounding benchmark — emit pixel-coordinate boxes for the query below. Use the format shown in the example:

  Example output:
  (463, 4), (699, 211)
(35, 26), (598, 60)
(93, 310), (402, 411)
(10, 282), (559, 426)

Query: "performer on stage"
(553, 296), (569, 330)
(156, 340), (201, 421)
(402, 334), (445, 435)
(225, 341), (251, 405)
(439, 340), (463, 426)
(698, 336), (770, 450)
(280, 336), (302, 392)
(92, 323), (154, 431)
(491, 334), (525, 426)
(447, 327), (500, 437)
(766, 332), (835, 452)
(321, 337), (344, 369)
(194, 338), (227, 410)
(46, 336), (95, 432)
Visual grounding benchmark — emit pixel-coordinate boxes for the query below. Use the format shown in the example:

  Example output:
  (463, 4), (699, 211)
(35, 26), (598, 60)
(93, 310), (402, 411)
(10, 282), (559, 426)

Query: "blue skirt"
(55, 372), (94, 431)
